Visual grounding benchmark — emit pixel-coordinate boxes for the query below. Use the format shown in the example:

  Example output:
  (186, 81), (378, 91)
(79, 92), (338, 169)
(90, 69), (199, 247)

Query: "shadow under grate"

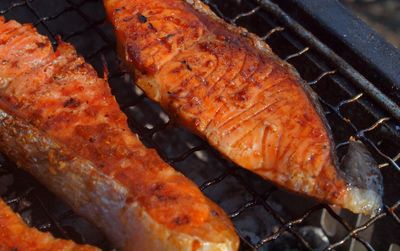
(0, 0), (399, 250)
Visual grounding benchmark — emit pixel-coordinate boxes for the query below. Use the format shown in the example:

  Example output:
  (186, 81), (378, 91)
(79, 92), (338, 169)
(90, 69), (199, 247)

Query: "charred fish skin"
(0, 198), (100, 251)
(0, 17), (239, 251)
(104, 0), (383, 215)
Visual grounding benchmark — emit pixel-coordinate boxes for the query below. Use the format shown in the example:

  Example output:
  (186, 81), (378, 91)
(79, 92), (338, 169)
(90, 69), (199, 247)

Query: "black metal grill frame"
(0, 0), (399, 250)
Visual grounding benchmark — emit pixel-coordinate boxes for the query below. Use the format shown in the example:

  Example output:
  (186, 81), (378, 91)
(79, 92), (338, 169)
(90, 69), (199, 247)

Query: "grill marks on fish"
(0, 199), (99, 251)
(0, 17), (239, 250)
(105, 0), (383, 215)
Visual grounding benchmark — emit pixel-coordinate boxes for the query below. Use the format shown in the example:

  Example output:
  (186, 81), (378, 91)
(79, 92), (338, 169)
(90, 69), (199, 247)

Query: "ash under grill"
(0, 0), (399, 250)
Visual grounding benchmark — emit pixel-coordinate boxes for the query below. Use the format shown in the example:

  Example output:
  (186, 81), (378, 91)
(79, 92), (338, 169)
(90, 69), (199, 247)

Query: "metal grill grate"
(0, 0), (399, 250)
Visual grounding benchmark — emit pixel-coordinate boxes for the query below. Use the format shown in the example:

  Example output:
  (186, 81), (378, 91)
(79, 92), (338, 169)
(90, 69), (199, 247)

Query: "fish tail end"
(341, 138), (384, 215)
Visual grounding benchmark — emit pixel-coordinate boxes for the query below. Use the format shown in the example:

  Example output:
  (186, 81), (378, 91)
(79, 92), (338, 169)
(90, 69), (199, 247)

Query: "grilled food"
(0, 199), (99, 251)
(0, 17), (238, 251)
(105, 0), (383, 215)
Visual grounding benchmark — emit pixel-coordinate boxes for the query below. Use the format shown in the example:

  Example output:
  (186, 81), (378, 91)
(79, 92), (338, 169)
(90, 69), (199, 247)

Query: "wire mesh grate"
(0, 0), (399, 250)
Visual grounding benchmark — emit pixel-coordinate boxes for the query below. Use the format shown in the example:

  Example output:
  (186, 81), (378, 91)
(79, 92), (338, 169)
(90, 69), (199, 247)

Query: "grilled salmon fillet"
(0, 199), (99, 251)
(0, 17), (238, 251)
(105, 0), (383, 215)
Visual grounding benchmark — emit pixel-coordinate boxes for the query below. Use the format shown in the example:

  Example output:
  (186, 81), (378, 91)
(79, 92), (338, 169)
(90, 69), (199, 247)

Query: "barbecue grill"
(0, 0), (399, 250)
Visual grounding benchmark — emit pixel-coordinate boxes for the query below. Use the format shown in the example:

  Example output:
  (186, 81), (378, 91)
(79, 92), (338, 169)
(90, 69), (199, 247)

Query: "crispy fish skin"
(0, 199), (99, 251)
(0, 17), (238, 251)
(105, 0), (383, 215)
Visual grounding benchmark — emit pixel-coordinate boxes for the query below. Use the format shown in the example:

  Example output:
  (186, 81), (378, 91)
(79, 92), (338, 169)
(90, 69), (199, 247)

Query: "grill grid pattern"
(0, 0), (399, 250)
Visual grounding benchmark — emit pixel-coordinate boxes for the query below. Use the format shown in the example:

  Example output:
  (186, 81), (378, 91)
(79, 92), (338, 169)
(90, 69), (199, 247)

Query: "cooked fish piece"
(0, 17), (238, 251)
(0, 199), (99, 251)
(104, 0), (383, 215)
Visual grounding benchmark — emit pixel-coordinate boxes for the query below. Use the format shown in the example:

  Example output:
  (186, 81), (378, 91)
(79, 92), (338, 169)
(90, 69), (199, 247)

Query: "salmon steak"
(0, 199), (99, 251)
(0, 17), (238, 250)
(105, 0), (383, 215)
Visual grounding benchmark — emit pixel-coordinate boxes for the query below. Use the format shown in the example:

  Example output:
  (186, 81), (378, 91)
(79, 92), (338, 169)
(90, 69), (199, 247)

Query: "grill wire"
(0, 0), (399, 250)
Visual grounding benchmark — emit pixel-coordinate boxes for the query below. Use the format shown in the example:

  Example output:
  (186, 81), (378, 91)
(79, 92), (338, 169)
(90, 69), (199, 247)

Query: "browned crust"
(0, 17), (239, 250)
(0, 108), (238, 250)
(105, 0), (347, 199)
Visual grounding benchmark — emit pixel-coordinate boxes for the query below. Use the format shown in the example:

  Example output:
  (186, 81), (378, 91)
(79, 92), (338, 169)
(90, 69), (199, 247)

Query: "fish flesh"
(0, 17), (238, 250)
(0, 198), (98, 250)
(104, 0), (383, 215)
(0, 199), (99, 251)
(0, 16), (238, 251)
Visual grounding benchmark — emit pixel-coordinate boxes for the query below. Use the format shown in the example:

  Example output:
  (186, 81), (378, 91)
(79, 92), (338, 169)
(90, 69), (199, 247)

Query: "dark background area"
(341, 0), (400, 48)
